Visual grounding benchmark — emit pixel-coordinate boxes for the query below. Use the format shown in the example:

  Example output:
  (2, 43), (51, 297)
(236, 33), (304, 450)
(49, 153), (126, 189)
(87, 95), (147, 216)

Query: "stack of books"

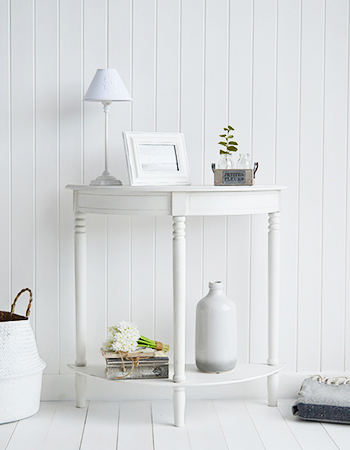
(101, 348), (169, 380)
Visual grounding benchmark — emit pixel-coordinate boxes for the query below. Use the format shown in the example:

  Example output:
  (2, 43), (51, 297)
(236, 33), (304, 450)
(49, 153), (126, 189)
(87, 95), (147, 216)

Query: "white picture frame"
(123, 132), (191, 186)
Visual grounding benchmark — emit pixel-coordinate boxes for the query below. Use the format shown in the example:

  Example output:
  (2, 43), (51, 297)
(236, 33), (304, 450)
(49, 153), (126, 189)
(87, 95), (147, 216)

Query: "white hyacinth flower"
(103, 321), (140, 353)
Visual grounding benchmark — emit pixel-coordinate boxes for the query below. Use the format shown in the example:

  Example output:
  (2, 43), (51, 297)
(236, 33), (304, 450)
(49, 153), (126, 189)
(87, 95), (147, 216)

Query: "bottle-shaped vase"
(195, 281), (237, 373)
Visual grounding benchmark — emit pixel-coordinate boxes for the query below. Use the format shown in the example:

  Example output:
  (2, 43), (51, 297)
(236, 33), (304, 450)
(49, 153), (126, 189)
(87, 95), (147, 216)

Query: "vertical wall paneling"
(107, 216), (132, 324)
(107, 0), (132, 326)
(154, 216), (173, 357)
(131, 0), (156, 338)
(10, 0), (35, 323)
(154, 0), (180, 351)
(321, 0), (348, 372)
(131, 216), (155, 339)
(35, 0), (59, 372)
(0, 0), (11, 312)
(249, 0), (277, 363)
(204, 0), (229, 185)
(226, 216), (251, 363)
(185, 216), (204, 363)
(180, 0), (205, 185)
(202, 0), (229, 323)
(297, 0), (325, 372)
(275, 0), (301, 371)
(84, 0), (108, 364)
(156, 0), (180, 133)
(228, 0), (254, 364)
(180, 0), (206, 362)
(346, 1), (350, 373)
(202, 216), (227, 291)
(132, 0), (156, 132)
(59, 0), (83, 373)
(107, 0), (132, 185)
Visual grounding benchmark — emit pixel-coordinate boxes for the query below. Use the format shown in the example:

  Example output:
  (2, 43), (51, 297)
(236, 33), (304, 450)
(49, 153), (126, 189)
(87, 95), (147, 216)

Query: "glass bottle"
(236, 153), (253, 169)
(195, 281), (237, 373)
(217, 153), (234, 169)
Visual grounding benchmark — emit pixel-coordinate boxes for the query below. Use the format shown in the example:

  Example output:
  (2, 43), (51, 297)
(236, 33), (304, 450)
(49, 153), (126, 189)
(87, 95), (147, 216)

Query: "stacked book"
(101, 348), (169, 380)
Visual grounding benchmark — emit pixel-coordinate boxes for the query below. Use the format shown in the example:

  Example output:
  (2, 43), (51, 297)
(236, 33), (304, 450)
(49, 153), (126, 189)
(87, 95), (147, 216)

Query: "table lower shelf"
(68, 362), (285, 387)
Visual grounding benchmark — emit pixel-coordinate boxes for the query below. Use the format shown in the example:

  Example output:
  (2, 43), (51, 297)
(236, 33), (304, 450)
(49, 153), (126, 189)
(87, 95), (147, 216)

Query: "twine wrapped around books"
(113, 351), (152, 380)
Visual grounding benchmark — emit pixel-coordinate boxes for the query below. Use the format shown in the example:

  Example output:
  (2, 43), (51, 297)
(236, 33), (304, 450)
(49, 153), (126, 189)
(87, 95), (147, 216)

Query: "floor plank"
(4, 399), (348, 450)
(278, 399), (340, 450)
(152, 400), (191, 450)
(42, 402), (87, 450)
(117, 401), (154, 450)
(5, 402), (56, 450)
(80, 402), (119, 450)
(0, 421), (17, 450)
(245, 400), (302, 450)
(214, 399), (265, 450)
(185, 400), (228, 450)
(322, 422), (350, 450)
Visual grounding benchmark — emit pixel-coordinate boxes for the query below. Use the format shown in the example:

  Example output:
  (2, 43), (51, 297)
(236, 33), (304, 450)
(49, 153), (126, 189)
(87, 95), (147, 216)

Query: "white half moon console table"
(66, 184), (285, 427)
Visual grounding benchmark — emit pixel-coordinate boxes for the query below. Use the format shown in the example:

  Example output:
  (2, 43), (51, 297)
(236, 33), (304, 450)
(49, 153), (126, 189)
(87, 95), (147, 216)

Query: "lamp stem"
(103, 101), (111, 175)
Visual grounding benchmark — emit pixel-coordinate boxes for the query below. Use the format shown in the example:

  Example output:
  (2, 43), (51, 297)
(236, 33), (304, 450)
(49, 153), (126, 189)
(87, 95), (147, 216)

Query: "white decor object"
(0, 289), (46, 424)
(66, 184), (285, 427)
(195, 281), (237, 373)
(83, 68), (132, 186)
(123, 132), (191, 186)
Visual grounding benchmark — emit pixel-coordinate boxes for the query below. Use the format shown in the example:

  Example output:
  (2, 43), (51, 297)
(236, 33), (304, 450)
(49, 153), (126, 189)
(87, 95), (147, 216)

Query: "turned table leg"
(173, 216), (186, 426)
(267, 212), (280, 406)
(74, 211), (87, 408)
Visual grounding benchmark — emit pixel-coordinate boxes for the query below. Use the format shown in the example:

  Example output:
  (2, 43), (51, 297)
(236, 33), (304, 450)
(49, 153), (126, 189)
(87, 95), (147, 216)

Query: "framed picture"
(123, 132), (191, 186)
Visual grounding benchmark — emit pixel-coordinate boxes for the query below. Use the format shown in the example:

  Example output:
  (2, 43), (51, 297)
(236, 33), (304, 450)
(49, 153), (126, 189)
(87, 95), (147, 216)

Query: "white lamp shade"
(83, 69), (132, 102)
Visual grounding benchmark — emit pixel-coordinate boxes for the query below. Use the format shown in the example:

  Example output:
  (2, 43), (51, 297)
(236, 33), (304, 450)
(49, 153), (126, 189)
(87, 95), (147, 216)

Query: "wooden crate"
(213, 168), (254, 186)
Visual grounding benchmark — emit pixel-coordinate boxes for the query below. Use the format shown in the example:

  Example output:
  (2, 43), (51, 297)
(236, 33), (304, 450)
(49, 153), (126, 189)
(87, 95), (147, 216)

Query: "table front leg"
(267, 212), (280, 406)
(173, 216), (186, 426)
(74, 211), (87, 408)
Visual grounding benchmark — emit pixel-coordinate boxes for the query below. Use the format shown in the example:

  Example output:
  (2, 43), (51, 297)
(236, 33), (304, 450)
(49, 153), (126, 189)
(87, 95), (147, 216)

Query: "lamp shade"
(83, 69), (132, 102)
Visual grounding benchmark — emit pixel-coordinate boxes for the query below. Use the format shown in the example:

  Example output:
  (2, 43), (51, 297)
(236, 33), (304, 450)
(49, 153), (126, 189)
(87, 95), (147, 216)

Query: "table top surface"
(66, 184), (286, 193)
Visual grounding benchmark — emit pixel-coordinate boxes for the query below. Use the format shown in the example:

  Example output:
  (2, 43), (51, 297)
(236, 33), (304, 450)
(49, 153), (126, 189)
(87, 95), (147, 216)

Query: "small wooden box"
(213, 169), (254, 186)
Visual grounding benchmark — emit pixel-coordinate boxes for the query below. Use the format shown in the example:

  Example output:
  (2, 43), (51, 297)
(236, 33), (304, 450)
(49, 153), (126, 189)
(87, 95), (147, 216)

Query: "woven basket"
(0, 288), (46, 424)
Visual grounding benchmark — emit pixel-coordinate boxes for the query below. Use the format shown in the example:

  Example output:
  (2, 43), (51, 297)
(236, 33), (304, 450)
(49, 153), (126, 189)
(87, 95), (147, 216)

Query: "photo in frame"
(122, 132), (191, 186)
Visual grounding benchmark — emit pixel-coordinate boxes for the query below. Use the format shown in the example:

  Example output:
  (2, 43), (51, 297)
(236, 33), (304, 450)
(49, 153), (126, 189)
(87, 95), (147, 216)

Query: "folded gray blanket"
(292, 375), (350, 424)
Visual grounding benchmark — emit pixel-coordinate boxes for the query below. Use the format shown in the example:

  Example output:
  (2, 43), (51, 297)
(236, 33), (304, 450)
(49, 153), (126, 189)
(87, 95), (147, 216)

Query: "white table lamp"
(83, 69), (132, 186)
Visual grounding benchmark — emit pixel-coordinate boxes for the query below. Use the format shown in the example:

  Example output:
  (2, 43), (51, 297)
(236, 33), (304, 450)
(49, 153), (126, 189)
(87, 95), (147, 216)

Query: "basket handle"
(10, 288), (33, 317)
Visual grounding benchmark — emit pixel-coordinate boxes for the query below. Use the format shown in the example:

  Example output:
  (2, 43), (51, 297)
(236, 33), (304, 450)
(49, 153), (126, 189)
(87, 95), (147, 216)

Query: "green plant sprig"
(218, 125), (238, 155)
(137, 335), (170, 353)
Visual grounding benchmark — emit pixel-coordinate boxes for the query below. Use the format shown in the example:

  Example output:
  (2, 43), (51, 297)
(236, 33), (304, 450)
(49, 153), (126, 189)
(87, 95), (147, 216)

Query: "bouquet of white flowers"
(103, 321), (140, 353)
(103, 321), (170, 354)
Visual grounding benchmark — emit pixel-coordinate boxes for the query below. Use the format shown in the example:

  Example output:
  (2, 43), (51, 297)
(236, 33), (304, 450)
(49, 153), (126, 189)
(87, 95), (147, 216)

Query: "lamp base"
(90, 171), (122, 186)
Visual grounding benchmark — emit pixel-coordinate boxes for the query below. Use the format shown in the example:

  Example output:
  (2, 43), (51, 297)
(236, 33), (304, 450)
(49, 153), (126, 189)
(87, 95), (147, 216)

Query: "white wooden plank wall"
(1, 0), (350, 399)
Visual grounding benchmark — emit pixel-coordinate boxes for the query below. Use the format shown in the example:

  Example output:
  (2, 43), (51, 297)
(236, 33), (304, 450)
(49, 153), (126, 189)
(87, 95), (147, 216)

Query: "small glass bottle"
(236, 153), (253, 169)
(217, 153), (234, 169)
(195, 281), (237, 373)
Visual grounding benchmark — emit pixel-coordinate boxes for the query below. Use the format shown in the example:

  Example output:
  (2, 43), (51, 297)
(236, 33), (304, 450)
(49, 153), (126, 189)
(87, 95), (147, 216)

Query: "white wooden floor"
(0, 399), (349, 450)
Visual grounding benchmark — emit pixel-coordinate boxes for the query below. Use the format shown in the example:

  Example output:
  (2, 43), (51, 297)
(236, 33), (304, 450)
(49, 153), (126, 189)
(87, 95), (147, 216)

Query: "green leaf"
(223, 127), (228, 131)
(227, 145), (238, 151)
(220, 149), (230, 154)
(227, 135), (233, 138)
(229, 141), (238, 145)
(219, 134), (226, 137)
(228, 125), (234, 130)
(218, 141), (227, 146)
